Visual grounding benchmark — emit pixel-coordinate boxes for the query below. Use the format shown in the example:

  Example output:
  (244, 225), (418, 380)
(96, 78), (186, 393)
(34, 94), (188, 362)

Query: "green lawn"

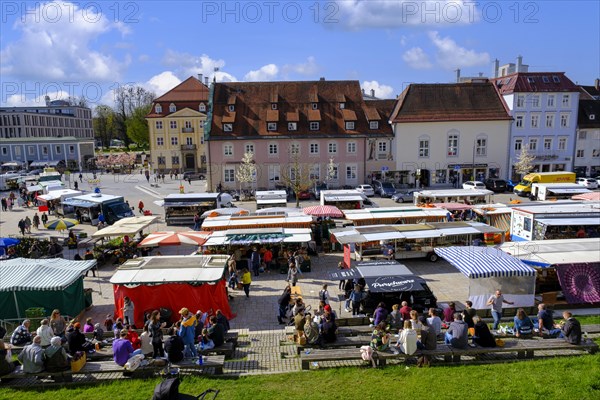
(4, 354), (600, 400)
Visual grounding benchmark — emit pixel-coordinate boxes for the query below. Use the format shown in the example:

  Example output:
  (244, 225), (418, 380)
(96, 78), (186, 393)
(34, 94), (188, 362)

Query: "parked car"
(182, 171), (205, 181)
(296, 190), (312, 200)
(362, 282), (437, 315)
(356, 184), (375, 197)
(372, 180), (397, 197)
(506, 179), (517, 191)
(484, 178), (507, 193)
(391, 190), (416, 203)
(576, 177), (598, 189)
(462, 181), (486, 190)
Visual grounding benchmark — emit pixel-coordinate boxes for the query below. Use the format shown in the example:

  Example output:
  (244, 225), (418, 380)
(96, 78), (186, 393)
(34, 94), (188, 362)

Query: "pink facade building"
(206, 80), (395, 192)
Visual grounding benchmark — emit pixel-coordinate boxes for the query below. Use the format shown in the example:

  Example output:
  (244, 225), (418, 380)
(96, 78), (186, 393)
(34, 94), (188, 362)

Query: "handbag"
(237, 282), (243, 290)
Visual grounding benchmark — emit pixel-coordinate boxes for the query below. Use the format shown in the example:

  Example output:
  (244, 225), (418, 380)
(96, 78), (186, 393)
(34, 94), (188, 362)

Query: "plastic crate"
(25, 307), (46, 331)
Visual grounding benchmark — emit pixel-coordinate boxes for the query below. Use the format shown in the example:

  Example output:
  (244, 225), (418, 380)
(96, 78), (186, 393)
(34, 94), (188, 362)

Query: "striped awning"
(434, 246), (535, 279)
(0, 257), (96, 291)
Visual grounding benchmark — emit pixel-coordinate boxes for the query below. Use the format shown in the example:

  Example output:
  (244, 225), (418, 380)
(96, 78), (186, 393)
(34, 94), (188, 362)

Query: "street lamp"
(472, 140), (476, 181)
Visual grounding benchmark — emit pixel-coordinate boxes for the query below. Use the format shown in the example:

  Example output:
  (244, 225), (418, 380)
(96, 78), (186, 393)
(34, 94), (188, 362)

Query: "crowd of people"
(0, 305), (233, 375)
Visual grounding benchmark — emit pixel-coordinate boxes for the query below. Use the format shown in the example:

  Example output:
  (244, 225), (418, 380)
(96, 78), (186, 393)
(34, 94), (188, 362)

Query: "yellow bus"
(513, 172), (576, 197)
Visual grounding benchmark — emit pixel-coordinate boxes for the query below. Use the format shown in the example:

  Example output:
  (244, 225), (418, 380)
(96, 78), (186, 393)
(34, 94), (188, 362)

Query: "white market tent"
(434, 246), (536, 309)
(37, 189), (82, 202)
(203, 228), (312, 246)
(498, 238), (600, 267)
(200, 208), (249, 219)
(92, 215), (159, 238)
(201, 214), (312, 231)
(0, 258), (96, 319)
(342, 207), (447, 225)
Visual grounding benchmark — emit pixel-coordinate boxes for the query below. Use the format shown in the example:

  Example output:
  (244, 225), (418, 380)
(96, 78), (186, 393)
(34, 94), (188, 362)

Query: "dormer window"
(267, 122), (277, 131)
(310, 122), (319, 131)
(155, 104), (162, 114)
(169, 103), (176, 112)
(223, 124), (233, 132)
(199, 103), (206, 112)
(542, 76), (550, 83)
(311, 103), (318, 110)
(552, 76), (560, 83)
(271, 103), (277, 110)
(527, 77), (535, 84)
(590, 114), (596, 120)
(288, 122), (297, 131)
(369, 121), (379, 129)
(339, 103), (345, 109)
(228, 105), (235, 112)
(345, 121), (355, 130)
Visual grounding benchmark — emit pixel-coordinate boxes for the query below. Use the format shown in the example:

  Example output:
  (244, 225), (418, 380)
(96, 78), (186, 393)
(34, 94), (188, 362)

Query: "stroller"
(152, 377), (219, 400)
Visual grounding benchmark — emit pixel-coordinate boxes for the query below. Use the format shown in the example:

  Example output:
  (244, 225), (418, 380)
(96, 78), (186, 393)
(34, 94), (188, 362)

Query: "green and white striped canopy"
(0, 257), (96, 291)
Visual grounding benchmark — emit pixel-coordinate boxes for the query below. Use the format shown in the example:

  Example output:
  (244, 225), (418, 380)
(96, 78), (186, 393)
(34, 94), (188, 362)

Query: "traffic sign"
(454, 165), (461, 171)
(381, 166), (389, 172)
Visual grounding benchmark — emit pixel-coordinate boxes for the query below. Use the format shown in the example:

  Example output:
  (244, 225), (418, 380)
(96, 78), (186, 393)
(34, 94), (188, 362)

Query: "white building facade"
(389, 82), (512, 187)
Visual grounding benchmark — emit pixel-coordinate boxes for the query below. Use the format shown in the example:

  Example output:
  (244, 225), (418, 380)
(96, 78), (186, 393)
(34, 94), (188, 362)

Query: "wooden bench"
(0, 366), (73, 382)
(335, 317), (371, 327)
(300, 345), (453, 370)
(337, 325), (376, 336)
(296, 335), (369, 355)
(83, 329), (239, 348)
(199, 341), (235, 359)
(290, 286), (302, 301)
(78, 355), (226, 376)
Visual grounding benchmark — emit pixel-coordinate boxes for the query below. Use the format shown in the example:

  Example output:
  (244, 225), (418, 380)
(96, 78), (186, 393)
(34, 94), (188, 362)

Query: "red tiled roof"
(209, 80), (394, 139)
(390, 82), (511, 123)
(147, 76), (209, 118)
(492, 72), (578, 94)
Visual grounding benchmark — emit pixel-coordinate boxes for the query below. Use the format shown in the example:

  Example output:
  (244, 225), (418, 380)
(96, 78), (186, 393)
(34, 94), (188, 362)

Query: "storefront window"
(435, 170), (447, 184)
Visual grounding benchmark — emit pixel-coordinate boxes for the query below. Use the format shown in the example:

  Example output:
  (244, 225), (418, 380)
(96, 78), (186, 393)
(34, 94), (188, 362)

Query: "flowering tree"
(235, 151), (256, 191)
(514, 145), (536, 177)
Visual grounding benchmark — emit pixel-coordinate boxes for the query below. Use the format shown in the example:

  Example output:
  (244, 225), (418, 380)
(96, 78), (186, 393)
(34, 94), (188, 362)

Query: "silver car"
(391, 190), (416, 203)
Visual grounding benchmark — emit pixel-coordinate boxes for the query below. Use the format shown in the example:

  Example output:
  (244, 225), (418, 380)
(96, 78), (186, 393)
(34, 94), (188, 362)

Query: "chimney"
(595, 78), (599, 91)
(205, 77), (209, 86)
(516, 55), (523, 72)
(370, 89), (375, 98)
(494, 59), (499, 78)
(362, 88), (365, 95)
(455, 69), (461, 83)
(197, 73), (203, 82)
(45, 95), (50, 106)
(478, 72), (483, 77)
(319, 77), (325, 81)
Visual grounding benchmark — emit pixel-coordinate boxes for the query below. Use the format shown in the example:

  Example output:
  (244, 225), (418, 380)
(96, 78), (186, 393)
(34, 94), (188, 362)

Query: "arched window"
(169, 103), (176, 113)
(199, 103), (206, 112)
(154, 104), (162, 114)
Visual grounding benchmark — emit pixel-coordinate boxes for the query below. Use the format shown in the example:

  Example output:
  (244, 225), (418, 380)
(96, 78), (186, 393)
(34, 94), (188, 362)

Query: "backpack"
(152, 377), (180, 400)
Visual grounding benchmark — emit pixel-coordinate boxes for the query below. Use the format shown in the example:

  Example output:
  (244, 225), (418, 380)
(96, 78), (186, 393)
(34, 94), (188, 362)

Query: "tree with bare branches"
(280, 148), (318, 207)
(235, 151), (257, 192)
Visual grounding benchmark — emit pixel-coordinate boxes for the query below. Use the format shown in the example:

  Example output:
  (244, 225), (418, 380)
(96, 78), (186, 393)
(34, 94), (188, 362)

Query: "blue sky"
(1, 0), (598, 107)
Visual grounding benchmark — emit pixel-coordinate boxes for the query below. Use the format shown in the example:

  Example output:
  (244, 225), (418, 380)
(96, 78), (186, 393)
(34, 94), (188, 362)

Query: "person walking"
(1, 197), (7, 212)
(32, 213), (40, 230)
(24, 216), (32, 234)
(79, 173), (83, 183)
(41, 212), (49, 227)
(486, 289), (514, 330)
(287, 263), (299, 286)
(250, 247), (261, 277)
(18, 219), (26, 235)
(241, 268), (251, 298)
(138, 200), (144, 214)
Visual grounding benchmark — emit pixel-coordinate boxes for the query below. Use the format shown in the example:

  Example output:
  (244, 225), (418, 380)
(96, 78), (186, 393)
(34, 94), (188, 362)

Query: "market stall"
(201, 227), (313, 271)
(342, 207), (447, 226)
(499, 239), (600, 304)
(109, 254), (232, 324)
(201, 214), (312, 231)
(92, 215), (160, 239)
(434, 246), (536, 309)
(0, 257), (97, 320)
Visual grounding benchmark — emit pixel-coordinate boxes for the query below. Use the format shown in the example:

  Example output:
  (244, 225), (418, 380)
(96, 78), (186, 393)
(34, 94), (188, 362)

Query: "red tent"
(109, 255), (233, 324)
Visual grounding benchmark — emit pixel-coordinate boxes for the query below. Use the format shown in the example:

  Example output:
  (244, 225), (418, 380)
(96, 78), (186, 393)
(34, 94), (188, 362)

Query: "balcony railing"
(182, 127), (195, 133)
(181, 144), (197, 151)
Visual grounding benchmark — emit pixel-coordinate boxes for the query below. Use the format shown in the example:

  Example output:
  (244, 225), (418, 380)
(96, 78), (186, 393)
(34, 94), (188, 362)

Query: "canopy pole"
(13, 290), (20, 320)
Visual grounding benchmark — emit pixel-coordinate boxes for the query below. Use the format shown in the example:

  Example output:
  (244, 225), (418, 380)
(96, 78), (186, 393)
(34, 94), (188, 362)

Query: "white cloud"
(428, 31), (490, 69)
(403, 47), (433, 69)
(4, 91), (72, 107)
(0, 1), (128, 82)
(145, 71), (182, 95)
(282, 56), (320, 77)
(138, 54), (150, 63)
(361, 81), (395, 99)
(162, 49), (237, 82)
(244, 64), (279, 81)
(333, 0), (478, 30)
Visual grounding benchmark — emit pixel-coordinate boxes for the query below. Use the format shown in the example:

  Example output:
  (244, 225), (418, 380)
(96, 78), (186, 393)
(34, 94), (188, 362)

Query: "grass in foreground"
(3, 354), (599, 400)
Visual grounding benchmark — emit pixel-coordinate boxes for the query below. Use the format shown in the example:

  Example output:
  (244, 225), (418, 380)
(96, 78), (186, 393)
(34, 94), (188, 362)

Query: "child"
(103, 314), (114, 332)
(228, 270), (238, 290)
(93, 323), (105, 342)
